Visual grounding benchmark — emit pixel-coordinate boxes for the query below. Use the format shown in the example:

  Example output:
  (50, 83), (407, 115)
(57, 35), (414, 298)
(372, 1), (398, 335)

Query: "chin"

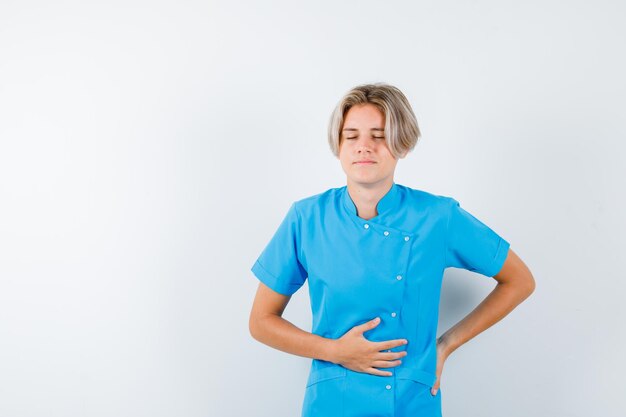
(348, 175), (383, 184)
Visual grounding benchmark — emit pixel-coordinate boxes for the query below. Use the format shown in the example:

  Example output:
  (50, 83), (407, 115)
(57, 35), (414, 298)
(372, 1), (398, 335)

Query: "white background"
(1, 1), (624, 416)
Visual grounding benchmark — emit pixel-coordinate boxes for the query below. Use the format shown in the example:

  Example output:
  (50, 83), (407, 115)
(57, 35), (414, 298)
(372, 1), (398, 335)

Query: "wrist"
(437, 334), (456, 357)
(321, 337), (339, 363)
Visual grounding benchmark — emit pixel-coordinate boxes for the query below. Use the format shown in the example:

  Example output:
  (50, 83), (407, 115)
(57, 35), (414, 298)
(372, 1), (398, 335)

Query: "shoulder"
(396, 183), (456, 212)
(290, 186), (342, 217)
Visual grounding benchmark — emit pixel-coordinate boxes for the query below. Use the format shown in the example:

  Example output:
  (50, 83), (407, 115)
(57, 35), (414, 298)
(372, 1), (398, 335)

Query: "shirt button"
(383, 231), (389, 236)
(404, 236), (410, 241)
(391, 312), (397, 318)
(386, 384), (392, 390)
(396, 275), (402, 280)
(364, 224), (369, 229)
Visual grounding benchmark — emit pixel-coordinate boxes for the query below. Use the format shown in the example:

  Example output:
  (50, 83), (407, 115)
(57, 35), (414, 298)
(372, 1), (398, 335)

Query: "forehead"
(343, 103), (385, 128)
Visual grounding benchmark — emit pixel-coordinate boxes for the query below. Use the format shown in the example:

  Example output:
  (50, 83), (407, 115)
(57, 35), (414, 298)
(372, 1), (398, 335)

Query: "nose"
(355, 137), (374, 154)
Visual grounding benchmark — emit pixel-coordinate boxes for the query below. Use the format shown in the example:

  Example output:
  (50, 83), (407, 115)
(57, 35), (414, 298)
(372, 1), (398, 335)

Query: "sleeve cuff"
(484, 238), (511, 277)
(251, 259), (301, 296)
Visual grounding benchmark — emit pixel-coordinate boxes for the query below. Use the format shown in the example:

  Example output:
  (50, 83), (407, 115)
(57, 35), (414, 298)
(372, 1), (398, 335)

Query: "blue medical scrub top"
(251, 181), (510, 417)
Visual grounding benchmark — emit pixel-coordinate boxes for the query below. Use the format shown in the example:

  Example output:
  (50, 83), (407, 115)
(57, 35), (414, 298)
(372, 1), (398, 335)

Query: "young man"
(249, 82), (535, 417)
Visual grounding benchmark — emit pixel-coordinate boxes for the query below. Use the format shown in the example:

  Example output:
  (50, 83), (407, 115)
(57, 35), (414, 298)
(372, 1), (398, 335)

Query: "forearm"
(437, 281), (533, 356)
(250, 314), (336, 363)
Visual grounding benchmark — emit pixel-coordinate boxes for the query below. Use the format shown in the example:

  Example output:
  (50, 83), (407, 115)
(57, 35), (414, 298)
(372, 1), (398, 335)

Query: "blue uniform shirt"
(251, 182), (510, 417)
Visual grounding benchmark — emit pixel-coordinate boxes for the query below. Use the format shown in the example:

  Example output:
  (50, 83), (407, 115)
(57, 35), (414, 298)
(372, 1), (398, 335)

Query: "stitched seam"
(293, 201), (307, 273)
(443, 198), (454, 267)
(293, 202), (301, 259)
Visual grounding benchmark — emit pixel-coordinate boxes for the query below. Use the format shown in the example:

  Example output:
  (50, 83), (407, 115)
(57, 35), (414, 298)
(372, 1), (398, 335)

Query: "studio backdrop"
(0, 1), (624, 416)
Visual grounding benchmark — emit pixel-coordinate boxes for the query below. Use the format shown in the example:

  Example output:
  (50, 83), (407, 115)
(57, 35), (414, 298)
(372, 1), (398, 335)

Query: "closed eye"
(346, 136), (385, 140)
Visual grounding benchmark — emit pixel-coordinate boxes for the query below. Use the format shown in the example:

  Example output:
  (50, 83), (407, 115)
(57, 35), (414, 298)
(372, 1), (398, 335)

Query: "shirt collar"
(341, 181), (400, 220)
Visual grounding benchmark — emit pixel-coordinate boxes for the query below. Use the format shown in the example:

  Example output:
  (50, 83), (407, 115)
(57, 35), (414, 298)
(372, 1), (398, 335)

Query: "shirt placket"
(359, 217), (416, 412)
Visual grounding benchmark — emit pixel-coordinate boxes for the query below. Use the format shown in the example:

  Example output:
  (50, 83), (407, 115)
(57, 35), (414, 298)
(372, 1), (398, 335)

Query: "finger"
(431, 379), (440, 396)
(354, 317), (381, 334)
(372, 359), (402, 368)
(375, 338), (408, 351)
(379, 350), (408, 361)
(366, 367), (394, 377)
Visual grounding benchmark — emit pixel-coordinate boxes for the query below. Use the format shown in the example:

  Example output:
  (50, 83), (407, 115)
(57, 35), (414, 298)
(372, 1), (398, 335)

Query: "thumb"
(431, 378), (440, 396)
(357, 317), (381, 333)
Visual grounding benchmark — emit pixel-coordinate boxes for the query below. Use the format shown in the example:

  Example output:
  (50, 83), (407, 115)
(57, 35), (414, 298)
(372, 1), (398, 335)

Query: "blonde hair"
(327, 82), (421, 159)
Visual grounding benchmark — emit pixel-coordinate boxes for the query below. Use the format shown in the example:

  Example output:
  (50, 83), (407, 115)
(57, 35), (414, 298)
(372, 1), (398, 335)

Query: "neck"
(346, 178), (394, 220)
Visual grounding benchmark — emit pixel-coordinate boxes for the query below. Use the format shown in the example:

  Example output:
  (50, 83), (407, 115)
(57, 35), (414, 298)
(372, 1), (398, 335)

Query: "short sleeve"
(444, 198), (510, 277)
(250, 202), (308, 296)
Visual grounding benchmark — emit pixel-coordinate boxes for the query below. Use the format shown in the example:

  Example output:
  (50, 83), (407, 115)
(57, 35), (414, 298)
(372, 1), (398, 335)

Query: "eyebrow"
(342, 128), (384, 131)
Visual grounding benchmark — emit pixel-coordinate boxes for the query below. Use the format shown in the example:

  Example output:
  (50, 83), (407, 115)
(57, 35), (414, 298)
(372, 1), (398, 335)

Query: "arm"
(248, 282), (336, 362)
(249, 281), (409, 376)
(437, 247), (536, 357)
(429, 247), (535, 395)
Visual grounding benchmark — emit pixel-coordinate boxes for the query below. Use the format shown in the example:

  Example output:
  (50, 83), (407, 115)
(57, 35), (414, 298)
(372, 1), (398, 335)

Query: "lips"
(354, 161), (376, 164)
